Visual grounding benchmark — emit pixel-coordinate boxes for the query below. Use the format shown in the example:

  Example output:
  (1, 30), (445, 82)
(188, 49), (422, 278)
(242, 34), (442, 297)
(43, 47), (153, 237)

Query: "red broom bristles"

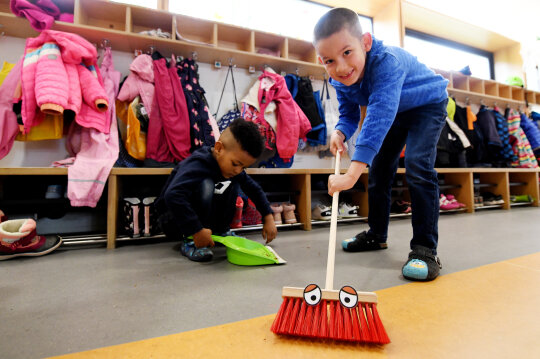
(271, 296), (390, 344)
(371, 303), (391, 344)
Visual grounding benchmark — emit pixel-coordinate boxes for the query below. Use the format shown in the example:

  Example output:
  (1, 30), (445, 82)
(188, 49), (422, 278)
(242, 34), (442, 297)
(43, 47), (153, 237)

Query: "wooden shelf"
(432, 68), (538, 108)
(0, 0), (325, 78)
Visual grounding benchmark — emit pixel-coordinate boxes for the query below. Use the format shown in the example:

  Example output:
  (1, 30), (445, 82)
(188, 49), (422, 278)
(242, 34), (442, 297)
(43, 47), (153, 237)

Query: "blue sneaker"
(180, 240), (213, 262)
(402, 246), (442, 281)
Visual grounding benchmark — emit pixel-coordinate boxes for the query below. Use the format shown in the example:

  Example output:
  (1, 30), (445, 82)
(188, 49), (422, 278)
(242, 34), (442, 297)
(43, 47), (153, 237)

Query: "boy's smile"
(315, 28), (372, 86)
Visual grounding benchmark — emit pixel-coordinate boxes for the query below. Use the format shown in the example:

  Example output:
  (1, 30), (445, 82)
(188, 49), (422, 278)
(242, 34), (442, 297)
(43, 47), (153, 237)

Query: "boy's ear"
(362, 33), (373, 52)
(214, 140), (224, 155)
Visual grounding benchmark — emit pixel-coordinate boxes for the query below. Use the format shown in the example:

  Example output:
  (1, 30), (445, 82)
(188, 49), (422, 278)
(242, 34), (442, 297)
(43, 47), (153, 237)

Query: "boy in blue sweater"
(314, 8), (448, 281)
(155, 119), (277, 262)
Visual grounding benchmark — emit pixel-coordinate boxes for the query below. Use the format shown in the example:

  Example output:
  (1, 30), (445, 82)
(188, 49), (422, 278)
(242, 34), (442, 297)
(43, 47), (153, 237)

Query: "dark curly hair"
(228, 118), (264, 159)
(313, 7), (363, 45)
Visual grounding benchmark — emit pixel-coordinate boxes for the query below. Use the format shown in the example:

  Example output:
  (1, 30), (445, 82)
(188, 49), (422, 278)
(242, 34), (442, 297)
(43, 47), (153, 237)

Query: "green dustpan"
(212, 235), (286, 266)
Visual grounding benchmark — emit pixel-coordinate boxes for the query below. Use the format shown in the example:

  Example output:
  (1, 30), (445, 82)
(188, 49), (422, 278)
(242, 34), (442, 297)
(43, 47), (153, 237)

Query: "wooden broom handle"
(325, 150), (341, 291)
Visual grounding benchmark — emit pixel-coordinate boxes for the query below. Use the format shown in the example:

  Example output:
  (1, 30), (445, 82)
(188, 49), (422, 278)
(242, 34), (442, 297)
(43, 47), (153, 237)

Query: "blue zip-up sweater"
(330, 37), (449, 165)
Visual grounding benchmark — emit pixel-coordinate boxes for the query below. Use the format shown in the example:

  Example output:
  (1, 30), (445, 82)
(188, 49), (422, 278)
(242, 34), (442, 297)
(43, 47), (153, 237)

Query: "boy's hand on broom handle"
(328, 161), (366, 196)
(328, 130), (366, 195)
(262, 214), (277, 244)
(193, 228), (214, 248)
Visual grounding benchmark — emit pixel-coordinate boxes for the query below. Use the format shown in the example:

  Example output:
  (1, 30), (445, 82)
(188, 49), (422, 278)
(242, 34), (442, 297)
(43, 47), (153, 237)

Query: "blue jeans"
(367, 99), (448, 254)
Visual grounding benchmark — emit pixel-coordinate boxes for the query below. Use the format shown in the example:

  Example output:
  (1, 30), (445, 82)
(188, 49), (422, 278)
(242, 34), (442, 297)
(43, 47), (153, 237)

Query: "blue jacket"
(330, 37), (448, 164)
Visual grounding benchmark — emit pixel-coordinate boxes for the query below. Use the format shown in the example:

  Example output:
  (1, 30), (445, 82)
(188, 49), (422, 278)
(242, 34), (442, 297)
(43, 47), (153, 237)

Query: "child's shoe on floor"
(402, 245), (442, 281)
(342, 230), (387, 252)
(180, 240), (213, 262)
(282, 203), (297, 224)
(0, 218), (62, 260)
(271, 203), (283, 225)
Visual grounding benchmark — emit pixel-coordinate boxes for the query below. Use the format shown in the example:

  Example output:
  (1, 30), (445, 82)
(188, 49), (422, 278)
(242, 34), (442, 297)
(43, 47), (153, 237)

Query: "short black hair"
(228, 118), (264, 158)
(313, 7), (363, 45)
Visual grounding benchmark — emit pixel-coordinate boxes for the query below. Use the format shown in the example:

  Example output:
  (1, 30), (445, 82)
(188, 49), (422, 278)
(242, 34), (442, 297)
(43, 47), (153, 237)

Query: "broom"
(271, 150), (390, 344)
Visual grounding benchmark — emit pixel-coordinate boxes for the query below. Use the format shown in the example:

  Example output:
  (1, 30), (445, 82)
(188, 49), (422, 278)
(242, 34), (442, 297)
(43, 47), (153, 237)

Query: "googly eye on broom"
(271, 151), (390, 344)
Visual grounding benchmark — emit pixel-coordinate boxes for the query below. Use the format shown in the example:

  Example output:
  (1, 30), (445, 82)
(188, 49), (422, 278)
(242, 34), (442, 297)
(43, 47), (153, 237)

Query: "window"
(404, 29), (494, 80)
(168, 0), (373, 42)
(110, 0), (157, 9)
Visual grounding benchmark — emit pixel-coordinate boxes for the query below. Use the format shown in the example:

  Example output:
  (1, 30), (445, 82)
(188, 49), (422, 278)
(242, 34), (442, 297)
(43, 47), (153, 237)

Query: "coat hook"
(295, 67), (299, 75)
(191, 51), (198, 60)
(101, 38), (111, 48)
(465, 97), (470, 105)
(147, 45), (156, 54)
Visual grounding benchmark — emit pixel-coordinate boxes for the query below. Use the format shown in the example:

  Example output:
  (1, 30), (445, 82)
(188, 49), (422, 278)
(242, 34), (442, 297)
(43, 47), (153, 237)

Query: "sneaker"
(180, 240), (213, 262)
(402, 245), (442, 281)
(481, 192), (504, 206)
(474, 195), (484, 208)
(445, 194), (466, 208)
(342, 231), (388, 252)
(338, 202), (359, 218)
(510, 194), (534, 203)
(312, 204), (332, 221)
(439, 194), (459, 210)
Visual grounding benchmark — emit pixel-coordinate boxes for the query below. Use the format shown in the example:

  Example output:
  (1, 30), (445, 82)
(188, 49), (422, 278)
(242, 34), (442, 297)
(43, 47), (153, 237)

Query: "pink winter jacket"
(21, 30), (109, 135)
(117, 54), (155, 115)
(258, 71), (311, 162)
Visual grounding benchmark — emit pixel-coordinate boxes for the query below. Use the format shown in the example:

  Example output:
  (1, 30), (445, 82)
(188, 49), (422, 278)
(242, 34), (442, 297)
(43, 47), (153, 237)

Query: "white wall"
(0, 35), (341, 169)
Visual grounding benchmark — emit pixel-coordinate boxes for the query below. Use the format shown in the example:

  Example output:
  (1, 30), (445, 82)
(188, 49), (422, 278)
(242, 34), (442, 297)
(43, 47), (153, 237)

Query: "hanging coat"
(146, 54), (191, 164)
(177, 58), (216, 150)
(257, 71), (311, 162)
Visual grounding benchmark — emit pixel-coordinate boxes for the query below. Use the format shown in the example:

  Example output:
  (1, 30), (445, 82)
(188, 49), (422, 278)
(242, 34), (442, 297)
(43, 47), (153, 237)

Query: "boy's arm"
(352, 55), (406, 165)
(237, 172), (273, 217)
(238, 172), (276, 243)
(334, 92), (361, 141)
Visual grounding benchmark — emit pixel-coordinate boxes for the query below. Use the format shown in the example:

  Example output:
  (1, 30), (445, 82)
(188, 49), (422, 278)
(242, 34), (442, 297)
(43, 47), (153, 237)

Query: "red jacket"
(258, 71), (311, 162)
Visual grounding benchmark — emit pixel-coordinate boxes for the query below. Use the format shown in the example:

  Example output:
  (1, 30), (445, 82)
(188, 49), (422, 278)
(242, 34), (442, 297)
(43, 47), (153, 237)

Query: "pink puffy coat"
(21, 30), (109, 134)
(117, 54), (155, 115)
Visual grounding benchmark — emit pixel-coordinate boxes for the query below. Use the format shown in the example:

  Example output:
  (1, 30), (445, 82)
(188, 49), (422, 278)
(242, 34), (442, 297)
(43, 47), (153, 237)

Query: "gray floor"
(1, 207), (540, 358)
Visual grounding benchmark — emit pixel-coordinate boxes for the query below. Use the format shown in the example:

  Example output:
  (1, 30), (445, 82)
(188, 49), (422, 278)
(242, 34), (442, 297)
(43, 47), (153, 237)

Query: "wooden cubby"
(254, 32), (286, 58)
(78, 0), (126, 31)
(216, 24), (253, 52)
(174, 13), (215, 45)
(484, 80), (499, 97)
(129, 6), (174, 36)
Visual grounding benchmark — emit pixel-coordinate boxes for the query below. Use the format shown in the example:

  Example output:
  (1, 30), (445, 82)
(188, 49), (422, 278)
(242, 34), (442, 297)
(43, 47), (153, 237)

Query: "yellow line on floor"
(50, 253), (540, 359)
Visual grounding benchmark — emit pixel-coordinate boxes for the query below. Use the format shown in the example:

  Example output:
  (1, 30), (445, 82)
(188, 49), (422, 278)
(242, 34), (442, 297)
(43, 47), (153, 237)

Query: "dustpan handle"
(325, 150), (341, 291)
